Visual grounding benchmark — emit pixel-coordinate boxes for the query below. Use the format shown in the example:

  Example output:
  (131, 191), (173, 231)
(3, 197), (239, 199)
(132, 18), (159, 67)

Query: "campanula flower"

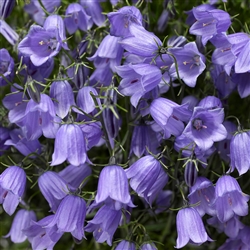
(176, 207), (212, 248)
(0, 20), (19, 45)
(115, 240), (136, 250)
(213, 175), (249, 222)
(0, 166), (26, 215)
(95, 165), (134, 210)
(4, 209), (36, 243)
(85, 205), (122, 246)
(0, 48), (14, 87)
(51, 123), (88, 166)
(0, 0), (15, 19)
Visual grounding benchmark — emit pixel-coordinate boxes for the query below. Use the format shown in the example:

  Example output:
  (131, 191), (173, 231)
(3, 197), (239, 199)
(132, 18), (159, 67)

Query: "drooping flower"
(0, 19), (19, 45)
(50, 80), (75, 119)
(207, 215), (244, 238)
(85, 205), (122, 246)
(0, 166), (26, 215)
(188, 177), (216, 216)
(168, 42), (206, 87)
(140, 242), (158, 250)
(4, 209), (36, 243)
(0, 48), (15, 87)
(64, 3), (91, 34)
(229, 130), (250, 175)
(46, 194), (86, 240)
(182, 106), (227, 151)
(95, 165), (134, 210)
(126, 155), (163, 201)
(116, 63), (162, 107)
(107, 6), (143, 37)
(213, 175), (249, 222)
(176, 207), (212, 248)
(38, 171), (69, 212)
(23, 215), (63, 250)
(51, 123), (88, 166)
(115, 240), (136, 250)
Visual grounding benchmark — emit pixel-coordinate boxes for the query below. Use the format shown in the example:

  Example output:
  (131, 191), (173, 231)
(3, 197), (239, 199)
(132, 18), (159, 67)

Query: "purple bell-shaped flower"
(0, 166), (26, 215)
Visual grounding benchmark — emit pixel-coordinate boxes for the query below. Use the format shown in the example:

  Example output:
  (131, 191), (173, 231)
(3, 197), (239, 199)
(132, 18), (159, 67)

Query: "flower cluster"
(1, 0), (250, 250)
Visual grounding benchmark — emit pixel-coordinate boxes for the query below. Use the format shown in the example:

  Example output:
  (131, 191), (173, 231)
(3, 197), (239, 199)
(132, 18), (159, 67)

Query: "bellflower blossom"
(0, 19), (19, 45)
(213, 175), (249, 222)
(64, 3), (91, 34)
(0, 48), (14, 87)
(115, 240), (136, 250)
(0, 0), (15, 19)
(38, 171), (69, 212)
(85, 205), (122, 246)
(229, 130), (250, 175)
(23, 215), (63, 249)
(168, 42), (206, 87)
(182, 106), (227, 151)
(0, 166), (26, 215)
(18, 15), (68, 67)
(189, 8), (231, 45)
(120, 24), (162, 57)
(21, 93), (60, 140)
(95, 165), (135, 210)
(46, 194), (86, 240)
(51, 123), (88, 166)
(117, 63), (162, 107)
(107, 6), (143, 37)
(4, 209), (36, 243)
(176, 207), (212, 248)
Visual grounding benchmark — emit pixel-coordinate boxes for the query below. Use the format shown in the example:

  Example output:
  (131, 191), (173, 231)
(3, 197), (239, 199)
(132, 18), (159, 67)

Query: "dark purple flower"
(50, 80), (75, 119)
(169, 42), (206, 87)
(85, 205), (122, 246)
(64, 3), (91, 34)
(232, 71), (250, 98)
(51, 123), (88, 166)
(95, 165), (134, 210)
(176, 207), (212, 248)
(115, 240), (136, 250)
(58, 164), (92, 190)
(46, 194), (86, 240)
(189, 8), (231, 45)
(213, 175), (249, 222)
(188, 177), (216, 216)
(230, 130), (250, 175)
(0, 166), (26, 215)
(117, 63), (162, 107)
(0, 0), (15, 19)
(107, 6), (143, 37)
(184, 160), (198, 187)
(0, 20), (19, 45)
(0, 126), (10, 155)
(4, 209), (36, 243)
(18, 25), (61, 66)
(182, 106), (227, 151)
(210, 64), (236, 98)
(23, 215), (63, 250)
(130, 122), (161, 158)
(0, 48), (15, 87)
(38, 171), (69, 212)
(216, 121), (236, 163)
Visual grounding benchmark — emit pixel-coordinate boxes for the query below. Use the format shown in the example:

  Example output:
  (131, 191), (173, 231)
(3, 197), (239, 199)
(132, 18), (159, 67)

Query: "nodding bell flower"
(176, 207), (213, 249)
(4, 209), (36, 243)
(0, 0), (15, 19)
(213, 175), (249, 223)
(0, 166), (26, 215)
(95, 165), (135, 210)
(51, 123), (88, 167)
(115, 240), (136, 250)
